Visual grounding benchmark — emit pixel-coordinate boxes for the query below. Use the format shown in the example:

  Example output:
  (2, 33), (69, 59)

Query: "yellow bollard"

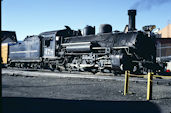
(147, 72), (153, 100)
(124, 70), (130, 95)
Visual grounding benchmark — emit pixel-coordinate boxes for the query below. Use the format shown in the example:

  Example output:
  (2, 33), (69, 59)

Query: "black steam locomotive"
(7, 10), (158, 74)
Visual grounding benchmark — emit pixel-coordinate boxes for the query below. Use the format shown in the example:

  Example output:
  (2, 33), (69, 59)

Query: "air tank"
(83, 25), (95, 36)
(99, 24), (112, 33)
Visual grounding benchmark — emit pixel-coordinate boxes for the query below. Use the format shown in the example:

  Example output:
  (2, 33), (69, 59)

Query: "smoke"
(131, 0), (171, 11)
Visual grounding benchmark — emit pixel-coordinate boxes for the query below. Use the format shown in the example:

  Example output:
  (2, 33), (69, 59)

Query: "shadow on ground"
(2, 97), (161, 113)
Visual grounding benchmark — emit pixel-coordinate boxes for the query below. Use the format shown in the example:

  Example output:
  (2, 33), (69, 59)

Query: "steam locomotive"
(4, 10), (159, 74)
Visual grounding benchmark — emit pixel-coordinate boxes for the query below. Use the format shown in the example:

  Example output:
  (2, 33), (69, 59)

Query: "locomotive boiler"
(6, 10), (158, 74)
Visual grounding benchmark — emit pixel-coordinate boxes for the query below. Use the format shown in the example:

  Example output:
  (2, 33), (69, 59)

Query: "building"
(156, 24), (171, 61)
(158, 24), (171, 38)
(1, 31), (17, 43)
(1, 31), (18, 64)
(156, 38), (171, 61)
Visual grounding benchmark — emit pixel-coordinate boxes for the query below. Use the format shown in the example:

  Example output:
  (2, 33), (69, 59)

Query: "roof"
(39, 30), (59, 38)
(158, 24), (171, 38)
(38, 26), (74, 38)
(1, 31), (17, 43)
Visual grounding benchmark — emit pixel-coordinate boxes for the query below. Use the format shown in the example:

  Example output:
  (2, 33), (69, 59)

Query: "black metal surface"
(9, 36), (41, 60)
(66, 44), (91, 53)
(128, 10), (136, 31)
(99, 24), (112, 33)
(83, 25), (95, 36)
(64, 30), (156, 64)
(64, 31), (139, 48)
(39, 26), (81, 38)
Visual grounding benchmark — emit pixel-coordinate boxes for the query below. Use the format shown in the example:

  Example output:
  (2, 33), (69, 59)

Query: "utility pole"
(168, 20), (170, 38)
(0, 1), (2, 113)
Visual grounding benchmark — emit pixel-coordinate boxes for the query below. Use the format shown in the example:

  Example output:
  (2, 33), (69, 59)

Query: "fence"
(124, 71), (171, 100)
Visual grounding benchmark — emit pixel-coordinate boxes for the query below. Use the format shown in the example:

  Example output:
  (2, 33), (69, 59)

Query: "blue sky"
(2, 0), (171, 41)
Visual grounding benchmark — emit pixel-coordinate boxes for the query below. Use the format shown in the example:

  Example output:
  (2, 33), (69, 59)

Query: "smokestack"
(128, 9), (136, 31)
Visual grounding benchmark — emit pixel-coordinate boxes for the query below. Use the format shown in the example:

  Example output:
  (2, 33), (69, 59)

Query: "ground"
(2, 69), (171, 113)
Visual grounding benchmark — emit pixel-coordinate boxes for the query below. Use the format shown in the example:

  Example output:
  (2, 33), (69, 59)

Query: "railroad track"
(2, 67), (171, 86)
(3, 67), (115, 76)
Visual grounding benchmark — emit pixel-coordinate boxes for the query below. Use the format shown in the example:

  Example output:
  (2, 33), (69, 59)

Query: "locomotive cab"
(42, 37), (56, 58)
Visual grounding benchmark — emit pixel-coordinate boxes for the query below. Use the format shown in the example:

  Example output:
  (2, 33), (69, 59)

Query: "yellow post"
(124, 70), (130, 95)
(147, 72), (153, 100)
